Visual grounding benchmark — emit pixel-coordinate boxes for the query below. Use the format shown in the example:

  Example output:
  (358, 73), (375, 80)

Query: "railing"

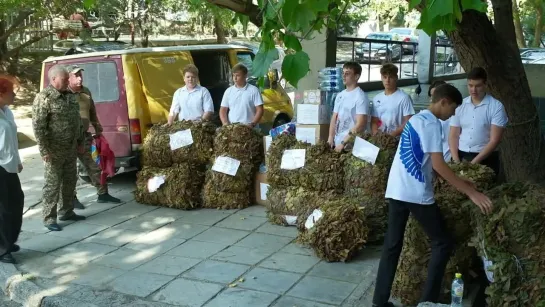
(433, 41), (464, 77)
(6, 15), (54, 53)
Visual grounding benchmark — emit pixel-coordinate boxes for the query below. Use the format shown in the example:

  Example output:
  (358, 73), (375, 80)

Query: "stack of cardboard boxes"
(254, 89), (334, 206)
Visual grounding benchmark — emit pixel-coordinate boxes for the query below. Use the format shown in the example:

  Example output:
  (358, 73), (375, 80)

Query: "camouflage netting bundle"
(135, 165), (205, 210)
(265, 186), (340, 226)
(141, 125), (172, 168)
(301, 199), (368, 262)
(468, 182), (545, 307)
(170, 120), (216, 165)
(266, 134), (344, 191)
(342, 132), (399, 243)
(392, 163), (496, 305)
(141, 121), (216, 167)
(203, 124), (264, 209)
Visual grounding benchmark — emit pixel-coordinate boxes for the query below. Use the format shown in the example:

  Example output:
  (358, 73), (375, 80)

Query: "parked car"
(528, 57), (545, 64)
(389, 27), (418, 54)
(41, 44), (294, 178)
(356, 32), (403, 63)
(521, 49), (545, 63)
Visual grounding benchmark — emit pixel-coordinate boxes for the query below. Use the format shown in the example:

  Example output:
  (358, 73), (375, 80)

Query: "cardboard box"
(255, 171), (269, 206)
(294, 90), (323, 105)
(296, 124), (330, 145)
(264, 135), (272, 157)
(296, 104), (330, 125)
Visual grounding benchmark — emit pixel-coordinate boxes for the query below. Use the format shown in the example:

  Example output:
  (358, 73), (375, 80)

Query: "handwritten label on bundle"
(296, 127), (317, 145)
(280, 149), (306, 170)
(147, 175), (166, 193)
(304, 209), (323, 229)
(352, 136), (380, 164)
(169, 129), (194, 150)
(265, 136), (272, 152)
(482, 256), (495, 283)
(260, 183), (270, 201)
(212, 156), (240, 176)
(284, 215), (298, 226)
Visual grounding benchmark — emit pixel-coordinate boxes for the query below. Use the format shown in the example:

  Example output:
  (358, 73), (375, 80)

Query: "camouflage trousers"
(76, 132), (107, 196)
(42, 150), (78, 224)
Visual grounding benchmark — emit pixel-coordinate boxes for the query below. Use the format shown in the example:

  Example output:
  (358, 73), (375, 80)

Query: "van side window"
(77, 62), (120, 103)
(190, 51), (230, 86)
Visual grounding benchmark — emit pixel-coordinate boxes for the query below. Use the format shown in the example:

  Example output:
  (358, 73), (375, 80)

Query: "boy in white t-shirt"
(371, 64), (415, 136)
(219, 63), (264, 127)
(372, 84), (493, 307)
(168, 64), (214, 124)
(327, 62), (370, 152)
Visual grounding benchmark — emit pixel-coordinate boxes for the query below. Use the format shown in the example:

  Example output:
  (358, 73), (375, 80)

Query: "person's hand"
(468, 190), (493, 214)
(334, 144), (344, 152)
(42, 155), (50, 163)
(327, 138), (334, 148)
(77, 145), (85, 154)
(453, 158), (461, 163)
(17, 164), (23, 173)
(248, 122), (256, 128)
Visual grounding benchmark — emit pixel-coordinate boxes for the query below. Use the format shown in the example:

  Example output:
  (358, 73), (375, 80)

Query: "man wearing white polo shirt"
(372, 84), (492, 307)
(219, 63), (264, 127)
(371, 63), (415, 136)
(167, 64), (214, 124)
(449, 67), (508, 175)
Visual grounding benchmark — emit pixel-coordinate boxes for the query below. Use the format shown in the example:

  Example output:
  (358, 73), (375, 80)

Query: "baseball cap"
(67, 65), (84, 74)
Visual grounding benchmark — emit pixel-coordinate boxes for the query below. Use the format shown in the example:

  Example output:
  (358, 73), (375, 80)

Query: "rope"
(506, 114), (539, 127)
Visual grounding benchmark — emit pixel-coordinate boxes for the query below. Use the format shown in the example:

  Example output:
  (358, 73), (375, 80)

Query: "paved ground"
(5, 145), (383, 307)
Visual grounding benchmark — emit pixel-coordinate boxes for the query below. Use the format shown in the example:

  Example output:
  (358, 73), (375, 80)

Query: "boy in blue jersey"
(372, 84), (493, 306)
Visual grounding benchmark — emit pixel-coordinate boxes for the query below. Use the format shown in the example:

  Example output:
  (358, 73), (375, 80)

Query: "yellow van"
(41, 44), (294, 173)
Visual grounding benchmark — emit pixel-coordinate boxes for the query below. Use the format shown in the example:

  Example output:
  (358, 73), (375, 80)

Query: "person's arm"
(448, 110), (462, 162)
(31, 94), (51, 161)
(471, 104), (508, 164)
(201, 88), (214, 121)
(250, 87), (264, 126)
(390, 95), (415, 136)
(431, 153), (492, 214)
(168, 90), (181, 125)
(328, 113), (338, 146)
(88, 92), (103, 135)
(219, 89), (230, 125)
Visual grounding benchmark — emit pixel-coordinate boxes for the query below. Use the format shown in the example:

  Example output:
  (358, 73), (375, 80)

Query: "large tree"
(202, 0), (545, 183)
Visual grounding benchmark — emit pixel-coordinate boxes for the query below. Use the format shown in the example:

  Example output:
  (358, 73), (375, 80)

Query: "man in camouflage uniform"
(67, 65), (120, 209)
(32, 65), (86, 232)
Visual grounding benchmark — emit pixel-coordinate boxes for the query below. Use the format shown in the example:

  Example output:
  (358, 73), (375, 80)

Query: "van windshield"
(78, 62), (119, 103)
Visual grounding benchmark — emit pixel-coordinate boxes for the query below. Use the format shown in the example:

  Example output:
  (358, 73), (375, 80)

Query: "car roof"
(43, 44), (252, 63)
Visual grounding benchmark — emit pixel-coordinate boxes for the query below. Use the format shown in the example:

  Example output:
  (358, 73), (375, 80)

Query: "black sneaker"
(73, 197), (85, 209)
(59, 214), (86, 221)
(0, 253), (16, 264)
(45, 223), (63, 231)
(10, 244), (20, 253)
(97, 193), (121, 203)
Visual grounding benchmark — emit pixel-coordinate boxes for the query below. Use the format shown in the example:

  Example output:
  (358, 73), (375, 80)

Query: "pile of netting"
(392, 162), (496, 305)
(203, 124), (264, 209)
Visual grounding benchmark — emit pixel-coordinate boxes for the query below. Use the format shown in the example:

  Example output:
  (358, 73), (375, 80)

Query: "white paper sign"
(482, 256), (495, 283)
(284, 215), (298, 226)
(281, 149), (306, 170)
(304, 209), (323, 229)
(296, 127), (317, 145)
(352, 137), (380, 164)
(147, 175), (166, 193)
(212, 156), (241, 176)
(169, 129), (194, 150)
(260, 183), (270, 201)
(265, 136), (272, 152)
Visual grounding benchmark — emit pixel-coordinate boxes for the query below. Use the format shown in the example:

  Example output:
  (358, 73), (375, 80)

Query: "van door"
(43, 57), (131, 159)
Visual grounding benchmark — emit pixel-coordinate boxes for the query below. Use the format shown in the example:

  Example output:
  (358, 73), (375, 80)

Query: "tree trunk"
(533, 5), (543, 47)
(512, 0), (526, 47)
(214, 15), (227, 43)
(448, 8), (545, 182)
(0, 20), (8, 63)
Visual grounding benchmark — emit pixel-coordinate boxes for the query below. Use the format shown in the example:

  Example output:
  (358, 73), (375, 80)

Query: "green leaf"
(282, 51), (310, 88)
(292, 3), (316, 32)
(308, 0), (329, 13)
(83, 0), (95, 9)
(428, 0), (454, 17)
(284, 34), (302, 51)
(282, 0), (298, 26)
(461, 0), (487, 12)
(252, 47), (279, 78)
(408, 0), (422, 10)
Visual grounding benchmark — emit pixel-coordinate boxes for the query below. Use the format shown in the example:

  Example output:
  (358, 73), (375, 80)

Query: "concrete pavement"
(2, 145), (382, 307)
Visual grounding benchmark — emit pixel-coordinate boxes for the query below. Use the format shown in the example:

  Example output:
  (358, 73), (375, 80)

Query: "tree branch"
(5, 32), (50, 58)
(206, 0), (263, 27)
(0, 9), (35, 42)
(490, 0), (519, 53)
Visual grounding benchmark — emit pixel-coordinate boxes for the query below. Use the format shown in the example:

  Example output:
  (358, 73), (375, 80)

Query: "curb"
(0, 263), (98, 307)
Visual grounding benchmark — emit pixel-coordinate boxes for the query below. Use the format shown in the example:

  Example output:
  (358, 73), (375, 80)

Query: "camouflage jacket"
(32, 85), (84, 156)
(71, 86), (103, 134)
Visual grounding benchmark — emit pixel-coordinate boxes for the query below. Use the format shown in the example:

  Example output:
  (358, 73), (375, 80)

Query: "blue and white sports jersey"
(385, 110), (443, 205)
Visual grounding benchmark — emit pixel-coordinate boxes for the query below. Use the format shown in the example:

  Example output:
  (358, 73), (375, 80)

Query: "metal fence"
(336, 35), (462, 84)
(6, 15), (54, 53)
